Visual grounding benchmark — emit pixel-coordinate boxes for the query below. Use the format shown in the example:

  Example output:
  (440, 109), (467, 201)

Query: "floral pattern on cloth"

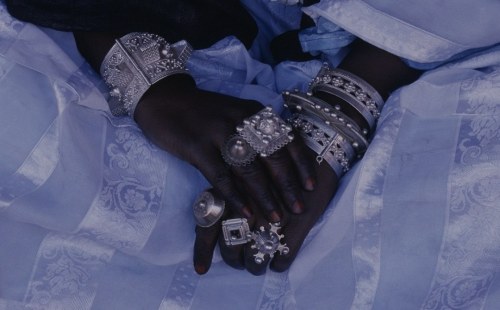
(23, 233), (114, 310)
(77, 124), (167, 253)
(421, 70), (500, 309)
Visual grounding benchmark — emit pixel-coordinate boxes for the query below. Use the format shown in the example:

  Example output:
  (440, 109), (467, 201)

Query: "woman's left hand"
(193, 151), (338, 275)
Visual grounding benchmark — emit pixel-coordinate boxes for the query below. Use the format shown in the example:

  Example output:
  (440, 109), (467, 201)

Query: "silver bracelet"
(100, 32), (193, 117)
(289, 113), (355, 177)
(283, 90), (369, 156)
(308, 65), (384, 131)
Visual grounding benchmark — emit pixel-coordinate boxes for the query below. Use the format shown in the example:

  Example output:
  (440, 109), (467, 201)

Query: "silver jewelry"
(250, 223), (289, 264)
(101, 32), (193, 117)
(221, 135), (257, 167)
(309, 65), (384, 131)
(192, 189), (225, 227)
(283, 90), (369, 155)
(237, 107), (294, 157)
(222, 218), (253, 246)
(290, 113), (355, 177)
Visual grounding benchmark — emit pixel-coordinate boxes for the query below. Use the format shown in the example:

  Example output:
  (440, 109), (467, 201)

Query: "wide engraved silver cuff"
(100, 33), (193, 117)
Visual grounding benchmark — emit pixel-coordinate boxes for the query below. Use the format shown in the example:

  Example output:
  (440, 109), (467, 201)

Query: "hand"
(134, 75), (316, 223)
(193, 151), (338, 275)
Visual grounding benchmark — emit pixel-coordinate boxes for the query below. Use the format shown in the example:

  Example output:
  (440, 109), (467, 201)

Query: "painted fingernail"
(304, 177), (316, 191)
(270, 210), (281, 223)
(291, 200), (304, 214)
(194, 264), (207, 275)
(242, 206), (253, 219)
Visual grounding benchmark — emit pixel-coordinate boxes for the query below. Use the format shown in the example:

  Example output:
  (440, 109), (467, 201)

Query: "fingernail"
(305, 177), (315, 191)
(194, 264), (207, 275)
(291, 200), (304, 214)
(270, 210), (281, 223)
(242, 206), (253, 219)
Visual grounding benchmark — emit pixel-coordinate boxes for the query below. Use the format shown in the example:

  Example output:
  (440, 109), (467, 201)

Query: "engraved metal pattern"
(101, 33), (193, 117)
(308, 64), (384, 131)
(283, 90), (369, 155)
(237, 107), (294, 157)
(250, 223), (289, 264)
(290, 113), (355, 178)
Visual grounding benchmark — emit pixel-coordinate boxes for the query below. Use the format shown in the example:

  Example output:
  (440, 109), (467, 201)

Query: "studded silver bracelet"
(308, 64), (384, 132)
(100, 32), (193, 117)
(289, 113), (355, 178)
(283, 90), (369, 156)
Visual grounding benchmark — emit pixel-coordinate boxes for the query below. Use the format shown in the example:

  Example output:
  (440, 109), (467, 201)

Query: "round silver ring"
(221, 135), (257, 167)
(192, 189), (225, 227)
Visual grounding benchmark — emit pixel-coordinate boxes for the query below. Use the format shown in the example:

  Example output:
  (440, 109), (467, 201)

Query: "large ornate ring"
(192, 189), (225, 227)
(237, 107), (294, 157)
(221, 135), (257, 167)
(250, 222), (289, 264)
(222, 219), (289, 264)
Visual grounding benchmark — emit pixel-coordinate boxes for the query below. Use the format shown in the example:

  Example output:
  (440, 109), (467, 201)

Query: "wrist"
(98, 32), (193, 118)
(134, 73), (196, 120)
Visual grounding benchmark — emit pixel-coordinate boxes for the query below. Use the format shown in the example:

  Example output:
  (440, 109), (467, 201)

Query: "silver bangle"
(308, 65), (384, 131)
(100, 32), (193, 117)
(289, 113), (355, 177)
(283, 90), (369, 156)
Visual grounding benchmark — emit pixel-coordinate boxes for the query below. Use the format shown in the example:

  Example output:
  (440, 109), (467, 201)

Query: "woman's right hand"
(134, 74), (316, 223)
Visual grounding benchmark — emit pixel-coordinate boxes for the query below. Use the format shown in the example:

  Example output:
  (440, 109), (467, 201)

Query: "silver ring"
(250, 223), (289, 264)
(237, 107), (294, 157)
(193, 189), (225, 227)
(222, 219), (290, 265)
(221, 135), (257, 167)
(222, 218), (253, 246)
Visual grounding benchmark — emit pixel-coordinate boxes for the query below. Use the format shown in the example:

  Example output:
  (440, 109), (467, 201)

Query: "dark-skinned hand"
(134, 74), (317, 224)
(193, 144), (339, 275)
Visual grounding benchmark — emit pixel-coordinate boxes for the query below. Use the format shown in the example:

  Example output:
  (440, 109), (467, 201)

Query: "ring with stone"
(192, 189), (225, 227)
(236, 106), (294, 157)
(222, 218), (253, 246)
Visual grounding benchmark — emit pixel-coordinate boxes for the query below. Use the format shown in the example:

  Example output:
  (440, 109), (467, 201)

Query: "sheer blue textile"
(1, 1), (500, 309)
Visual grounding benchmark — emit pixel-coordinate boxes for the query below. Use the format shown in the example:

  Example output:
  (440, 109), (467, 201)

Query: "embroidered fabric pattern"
(421, 73), (500, 309)
(257, 271), (295, 310)
(23, 233), (114, 309)
(77, 125), (166, 253)
(351, 92), (404, 308)
(158, 262), (200, 310)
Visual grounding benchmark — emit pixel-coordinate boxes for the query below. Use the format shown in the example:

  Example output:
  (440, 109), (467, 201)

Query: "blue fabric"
(2, 1), (500, 309)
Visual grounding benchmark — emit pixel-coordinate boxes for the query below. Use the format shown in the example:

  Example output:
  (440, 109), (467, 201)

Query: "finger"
(243, 222), (273, 276)
(232, 160), (283, 223)
(286, 138), (317, 192)
(218, 233), (245, 270)
(268, 214), (308, 273)
(270, 167), (339, 272)
(260, 149), (305, 214)
(193, 224), (220, 275)
(196, 147), (253, 219)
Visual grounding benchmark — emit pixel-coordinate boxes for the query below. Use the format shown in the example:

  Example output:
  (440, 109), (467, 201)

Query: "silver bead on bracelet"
(100, 32), (193, 117)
